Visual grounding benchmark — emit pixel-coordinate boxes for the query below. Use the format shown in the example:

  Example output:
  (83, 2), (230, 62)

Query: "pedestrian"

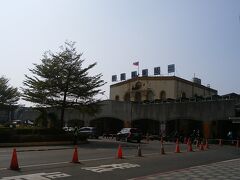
(73, 126), (78, 145)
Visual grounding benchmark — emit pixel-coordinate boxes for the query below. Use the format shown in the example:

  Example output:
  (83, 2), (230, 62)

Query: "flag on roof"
(133, 61), (139, 66)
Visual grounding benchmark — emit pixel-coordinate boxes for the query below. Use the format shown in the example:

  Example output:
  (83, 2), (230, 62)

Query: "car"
(78, 127), (99, 139)
(116, 128), (142, 143)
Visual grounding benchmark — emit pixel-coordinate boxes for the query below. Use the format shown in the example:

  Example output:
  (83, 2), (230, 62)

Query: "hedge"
(0, 127), (87, 143)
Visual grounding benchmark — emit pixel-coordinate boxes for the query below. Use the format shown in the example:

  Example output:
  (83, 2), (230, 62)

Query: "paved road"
(0, 138), (239, 179)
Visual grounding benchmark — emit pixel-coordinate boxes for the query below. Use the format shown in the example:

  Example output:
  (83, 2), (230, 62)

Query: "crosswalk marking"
(0, 172), (71, 180)
(82, 163), (140, 173)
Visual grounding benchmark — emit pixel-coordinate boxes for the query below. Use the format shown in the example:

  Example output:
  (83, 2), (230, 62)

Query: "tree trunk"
(60, 90), (67, 128)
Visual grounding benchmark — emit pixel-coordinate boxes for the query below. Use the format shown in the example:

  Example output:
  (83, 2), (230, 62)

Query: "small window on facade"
(124, 92), (130, 101)
(160, 91), (166, 100)
(147, 90), (154, 101)
(115, 95), (119, 101)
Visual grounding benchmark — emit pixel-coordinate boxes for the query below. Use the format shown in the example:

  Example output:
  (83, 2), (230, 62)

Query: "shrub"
(0, 127), (87, 143)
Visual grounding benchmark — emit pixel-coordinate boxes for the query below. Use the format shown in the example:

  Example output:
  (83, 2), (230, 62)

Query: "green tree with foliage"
(0, 76), (20, 105)
(22, 42), (105, 128)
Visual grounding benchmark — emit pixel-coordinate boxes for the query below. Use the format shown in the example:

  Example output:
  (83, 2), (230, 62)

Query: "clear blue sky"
(0, 0), (239, 105)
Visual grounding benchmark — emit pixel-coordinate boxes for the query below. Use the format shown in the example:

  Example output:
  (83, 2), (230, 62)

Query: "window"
(147, 90), (154, 101)
(160, 91), (166, 100)
(115, 95), (119, 101)
(124, 92), (130, 101)
(134, 92), (142, 102)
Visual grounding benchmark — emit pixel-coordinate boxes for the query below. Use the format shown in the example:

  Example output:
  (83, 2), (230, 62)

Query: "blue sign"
(131, 71), (138, 78)
(168, 64), (175, 73)
(120, 73), (126, 81)
(112, 75), (117, 82)
(142, 69), (148, 76)
(154, 67), (160, 75)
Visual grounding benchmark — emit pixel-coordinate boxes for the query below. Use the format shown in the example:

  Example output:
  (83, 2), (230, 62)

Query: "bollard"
(137, 144), (142, 157)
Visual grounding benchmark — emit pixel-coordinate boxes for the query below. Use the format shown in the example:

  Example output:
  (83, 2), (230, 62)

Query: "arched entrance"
(166, 119), (202, 138)
(132, 119), (160, 135)
(160, 91), (166, 100)
(90, 117), (124, 135)
(67, 119), (84, 127)
(146, 90), (154, 101)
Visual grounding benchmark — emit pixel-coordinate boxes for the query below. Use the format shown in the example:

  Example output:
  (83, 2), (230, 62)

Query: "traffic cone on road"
(137, 144), (142, 157)
(187, 139), (193, 152)
(10, 148), (20, 170)
(199, 142), (204, 151)
(117, 145), (123, 159)
(184, 137), (187, 144)
(204, 139), (209, 149)
(175, 139), (181, 153)
(72, 146), (80, 163)
(160, 137), (165, 155)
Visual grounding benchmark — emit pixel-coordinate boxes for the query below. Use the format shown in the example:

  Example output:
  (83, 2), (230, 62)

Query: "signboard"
(168, 64), (175, 73)
(120, 73), (126, 81)
(112, 75), (117, 82)
(154, 67), (160, 75)
(142, 69), (148, 77)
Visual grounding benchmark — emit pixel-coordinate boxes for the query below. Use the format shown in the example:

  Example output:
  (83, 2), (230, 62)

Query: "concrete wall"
(16, 100), (237, 124)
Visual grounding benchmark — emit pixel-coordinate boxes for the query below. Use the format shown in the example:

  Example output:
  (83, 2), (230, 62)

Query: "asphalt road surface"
(0, 138), (239, 179)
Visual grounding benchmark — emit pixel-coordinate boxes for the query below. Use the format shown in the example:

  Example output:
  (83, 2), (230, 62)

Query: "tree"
(22, 41), (105, 128)
(0, 76), (20, 105)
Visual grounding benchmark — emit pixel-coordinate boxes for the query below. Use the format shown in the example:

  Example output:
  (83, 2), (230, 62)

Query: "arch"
(166, 118), (202, 140)
(90, 117), (124, 135)
(134, 92), (142, 102)
(132, 119), (160, 135)
(67, 119), (84, 127)
(160, 91), (166, 100)
(124, 92), (130, 101)
(146, 90), (154, 101)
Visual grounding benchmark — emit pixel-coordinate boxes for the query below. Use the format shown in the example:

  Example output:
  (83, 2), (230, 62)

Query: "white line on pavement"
(0, 152), (162, 171)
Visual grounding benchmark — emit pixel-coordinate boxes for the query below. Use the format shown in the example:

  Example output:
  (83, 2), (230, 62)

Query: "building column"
(203, 121), (211, 139)
(124, 120), (131, 128)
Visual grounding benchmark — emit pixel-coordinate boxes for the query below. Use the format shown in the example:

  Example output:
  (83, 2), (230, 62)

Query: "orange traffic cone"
(204, 139), (209, 149)
(175, 139), (180, 153)
(117, 145), (123, 159)
(137, 144), (142, 157)
(184, 137), (187, 144)
(160, 138), (165, 155)
(10, 148), (20, 170)
(72, 146), (80, 163)
(199, 142), (204, 151)
(187, 139), (193, 152)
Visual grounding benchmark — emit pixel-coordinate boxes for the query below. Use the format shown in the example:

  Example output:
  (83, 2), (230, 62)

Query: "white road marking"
(0, 152), (161, 171)
(82, 163), (140, 173)
(0, 172), (71, 180)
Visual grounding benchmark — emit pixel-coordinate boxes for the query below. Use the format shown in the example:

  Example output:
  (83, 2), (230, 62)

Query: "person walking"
(73, 126), (79, 145)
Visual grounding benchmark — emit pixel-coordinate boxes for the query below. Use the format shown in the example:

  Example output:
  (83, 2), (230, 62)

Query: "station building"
(110, 76), (217, 102)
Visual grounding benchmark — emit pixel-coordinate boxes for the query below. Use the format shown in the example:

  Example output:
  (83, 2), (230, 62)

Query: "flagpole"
(138, 64), (139, 76)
